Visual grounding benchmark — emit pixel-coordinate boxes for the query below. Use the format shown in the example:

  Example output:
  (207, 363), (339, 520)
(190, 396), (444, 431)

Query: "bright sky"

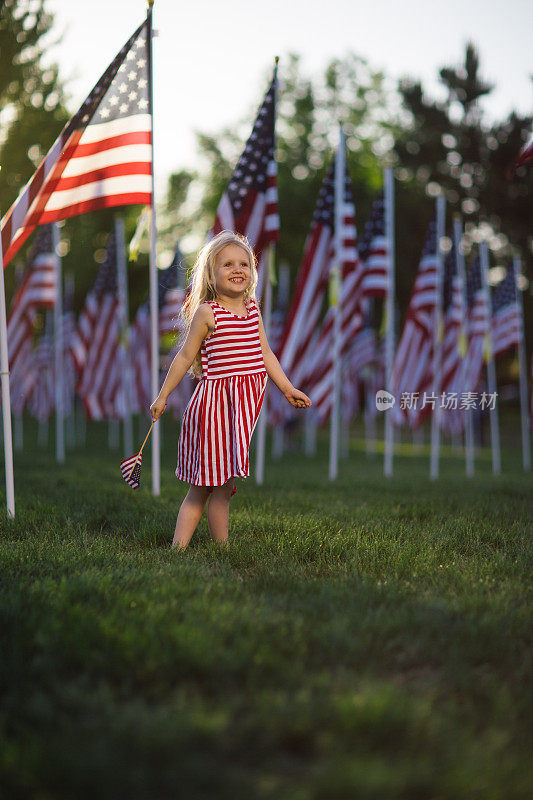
(46, 0), (532, 195)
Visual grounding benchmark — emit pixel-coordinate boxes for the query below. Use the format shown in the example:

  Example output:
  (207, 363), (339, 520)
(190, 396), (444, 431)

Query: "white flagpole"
(329, 126), (345, 481)
(430, 195), (446, 480)
(0, 220), (15, 517)
(52, 222), (65, 464)
(147, 0), (160, 495)
(479, 241), (501, 475)
(513, 254), (531, 471)
(115, 216), (133, 457)
(453, 215), (474, 476)
(255, 244), (274, 485)
(383, 167), (395, 476)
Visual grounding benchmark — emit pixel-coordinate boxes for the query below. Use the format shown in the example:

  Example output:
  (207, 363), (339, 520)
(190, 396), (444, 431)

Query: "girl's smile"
(214, 244), (251, 296)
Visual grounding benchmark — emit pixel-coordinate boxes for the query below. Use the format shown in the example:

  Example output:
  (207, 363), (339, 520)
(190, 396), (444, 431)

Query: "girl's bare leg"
(206, 478), (235, 545)
(172, 485), (212, 550)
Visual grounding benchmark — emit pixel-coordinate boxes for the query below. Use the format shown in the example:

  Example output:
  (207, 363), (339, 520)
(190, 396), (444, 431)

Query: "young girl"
(150, 230), (312, 550)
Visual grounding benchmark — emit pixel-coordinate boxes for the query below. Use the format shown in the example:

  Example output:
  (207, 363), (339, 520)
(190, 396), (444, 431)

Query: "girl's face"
(213, 244), (251, 297)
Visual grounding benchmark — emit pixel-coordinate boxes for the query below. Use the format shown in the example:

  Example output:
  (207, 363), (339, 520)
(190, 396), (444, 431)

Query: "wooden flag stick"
(127, 419), (155, 480)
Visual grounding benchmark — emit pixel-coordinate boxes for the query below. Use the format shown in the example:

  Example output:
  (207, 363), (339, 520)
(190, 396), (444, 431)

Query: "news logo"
(375, 390), (395, 412)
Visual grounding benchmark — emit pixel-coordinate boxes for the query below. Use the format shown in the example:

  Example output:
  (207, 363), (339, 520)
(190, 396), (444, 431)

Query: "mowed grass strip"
(0, 418), (532, 799)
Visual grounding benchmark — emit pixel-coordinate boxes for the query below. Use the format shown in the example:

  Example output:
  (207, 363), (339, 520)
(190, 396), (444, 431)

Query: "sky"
(45, 0), (532, 195)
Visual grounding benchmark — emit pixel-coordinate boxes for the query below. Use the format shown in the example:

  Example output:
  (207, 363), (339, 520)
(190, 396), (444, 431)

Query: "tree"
(394, 41), (532, 351)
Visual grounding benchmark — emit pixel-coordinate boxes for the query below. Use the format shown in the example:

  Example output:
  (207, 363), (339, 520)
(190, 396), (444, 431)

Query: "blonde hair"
(180, 230), (258, 378)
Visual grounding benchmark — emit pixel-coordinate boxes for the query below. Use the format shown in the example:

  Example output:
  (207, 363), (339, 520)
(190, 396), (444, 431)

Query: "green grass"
(1, 415), (532, 799)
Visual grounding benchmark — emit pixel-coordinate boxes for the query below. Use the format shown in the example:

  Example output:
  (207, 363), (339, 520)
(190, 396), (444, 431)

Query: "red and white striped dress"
(176, 297), (267, 492)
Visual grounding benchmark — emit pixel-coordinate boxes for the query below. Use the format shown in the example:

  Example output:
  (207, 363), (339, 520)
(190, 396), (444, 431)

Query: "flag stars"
(100, 107), (110, 119)
(128, 91), (138, 101)
(119, 103), (128, 113)
(138, 98), (148, 110)
(137, 58), (146, 68)
(138, 78), (147, 89)
(118, 83), (128, 93)
(128, 71), (137, 81)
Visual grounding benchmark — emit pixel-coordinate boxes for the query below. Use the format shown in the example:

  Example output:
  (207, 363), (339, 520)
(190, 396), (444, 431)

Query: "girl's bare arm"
(150, 304), (213, 419)
(257, 311), (312, 409)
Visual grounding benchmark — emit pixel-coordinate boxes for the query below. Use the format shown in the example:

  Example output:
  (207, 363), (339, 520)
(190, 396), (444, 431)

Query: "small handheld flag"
(120, 417), (157, 490)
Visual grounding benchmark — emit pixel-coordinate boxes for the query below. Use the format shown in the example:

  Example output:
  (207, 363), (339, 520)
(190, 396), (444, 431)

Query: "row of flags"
(4, 184), (526, 441)
(0, 8), (530, 517)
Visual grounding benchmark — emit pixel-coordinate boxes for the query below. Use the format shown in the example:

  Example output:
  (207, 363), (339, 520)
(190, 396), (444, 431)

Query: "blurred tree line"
(1, 1), (531, 358)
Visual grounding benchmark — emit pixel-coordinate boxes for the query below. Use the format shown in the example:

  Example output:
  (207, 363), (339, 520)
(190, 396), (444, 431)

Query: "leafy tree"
(394, 41), (532, 350)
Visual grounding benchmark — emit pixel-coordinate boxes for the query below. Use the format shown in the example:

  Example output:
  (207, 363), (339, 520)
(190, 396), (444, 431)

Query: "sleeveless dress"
(175, 297), (268, 493)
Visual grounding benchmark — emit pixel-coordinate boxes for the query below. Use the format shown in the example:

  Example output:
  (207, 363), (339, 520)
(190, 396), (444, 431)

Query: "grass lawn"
(1, 414), (532, 799)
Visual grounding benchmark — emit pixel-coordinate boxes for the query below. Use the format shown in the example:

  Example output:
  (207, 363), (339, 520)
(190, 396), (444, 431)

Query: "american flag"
(77, 233), (121, 420)
(439, 246), (467, 434)
(159, 243), (186, 336)
(359, 192), (389, 298)
(491, 264), (521, 358)
(277, 152), (361, 399)
(120, 452), (142, 490)
(6, 226), (56, 370)
(441, 246), (464, 393)
(212, 64), (279, 299)
(391, 219), (438, 428)
(1, 18), (151, 266)
(462, 257), (489, 394)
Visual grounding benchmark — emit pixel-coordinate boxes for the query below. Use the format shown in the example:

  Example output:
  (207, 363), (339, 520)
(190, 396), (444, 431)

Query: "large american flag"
(302, 152), (362, 420)
(359, 192), (389, 299)
(77, 234), (121, 420)
(463, 257), (489, 394)
(212, 64), (279, 299)
(391, 220), (438, 428)
(277, 152), (361, 395)
(6, 226), (56, 370)
(491, 264), (521, 358)
(1, 18), (151, 267)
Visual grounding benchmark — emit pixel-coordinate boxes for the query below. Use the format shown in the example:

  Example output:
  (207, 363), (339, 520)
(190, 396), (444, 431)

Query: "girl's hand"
(284, 387), (312, 409)
(150, 396), (167, 421)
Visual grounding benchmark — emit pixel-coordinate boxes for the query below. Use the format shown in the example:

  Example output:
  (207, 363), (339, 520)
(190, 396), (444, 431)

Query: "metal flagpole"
(479, 241), (501, 475)
(430, 194), (446, 480)
(115, 216), (133, 457)
(383, 167), (395, 476)
(329, 125), (345, 481)
(513, 254), (531, 471)
(0, 219), (15, 517)
(147, 0), (160, 495)
(52, 222), (65, 463)
(453, 215), (474, 476)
